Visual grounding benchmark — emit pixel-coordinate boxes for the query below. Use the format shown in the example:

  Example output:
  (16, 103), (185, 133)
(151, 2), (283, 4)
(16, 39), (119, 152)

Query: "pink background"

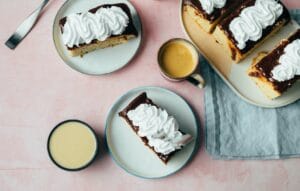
(0, 0), (299, 190)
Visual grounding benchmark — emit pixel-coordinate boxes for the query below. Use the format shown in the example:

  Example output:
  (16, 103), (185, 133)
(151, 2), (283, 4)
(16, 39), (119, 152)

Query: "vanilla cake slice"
(59, 4), (138, 57)
(119, 92), (193, 164)
(248, 29), (300, 99)
(213, 0), (290, 63)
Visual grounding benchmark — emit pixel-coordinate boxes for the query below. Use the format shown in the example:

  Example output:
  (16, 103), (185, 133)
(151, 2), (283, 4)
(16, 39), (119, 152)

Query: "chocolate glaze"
(218, 0), (291, 54)
(59, 3), (138, 50)
(250, 29), (300, 93)
(184, 0), (243, 22)
(119, 92), (185, 164)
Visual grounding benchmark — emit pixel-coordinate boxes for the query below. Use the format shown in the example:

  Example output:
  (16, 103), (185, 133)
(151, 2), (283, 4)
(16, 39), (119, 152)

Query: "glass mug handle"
(186, 73), (205, 89)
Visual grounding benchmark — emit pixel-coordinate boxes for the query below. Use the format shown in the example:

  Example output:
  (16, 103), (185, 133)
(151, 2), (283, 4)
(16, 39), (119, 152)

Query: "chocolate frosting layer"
(218, 0), (291, 54)
(119, 92), (184, 164)
(250, 29), (300, 93)
(59, 3), (138, 50)
(184, 0), (243, 22)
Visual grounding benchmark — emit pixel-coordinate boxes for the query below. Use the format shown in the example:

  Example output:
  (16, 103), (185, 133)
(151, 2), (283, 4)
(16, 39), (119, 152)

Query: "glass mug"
(157, 38), (205, 88)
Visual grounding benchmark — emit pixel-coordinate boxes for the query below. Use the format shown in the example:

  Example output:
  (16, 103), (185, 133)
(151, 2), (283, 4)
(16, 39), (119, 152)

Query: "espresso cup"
(157, 38), (205, 88)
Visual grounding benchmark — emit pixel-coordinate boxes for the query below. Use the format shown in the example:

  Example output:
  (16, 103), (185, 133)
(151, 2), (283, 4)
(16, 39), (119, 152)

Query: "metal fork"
(5, 0), (49, 49)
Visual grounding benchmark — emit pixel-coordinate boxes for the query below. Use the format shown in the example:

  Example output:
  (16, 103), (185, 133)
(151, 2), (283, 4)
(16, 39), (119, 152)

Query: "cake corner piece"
(183, 3), (216, 33)
(118, 92), (148, 118)
(183, 0), (243, 33)
(248, 52), (282, 99)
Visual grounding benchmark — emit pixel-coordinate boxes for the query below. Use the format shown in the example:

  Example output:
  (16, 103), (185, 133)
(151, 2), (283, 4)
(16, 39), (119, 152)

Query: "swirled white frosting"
(229, 0), (283, 50)
(127, 104), (192, 155)
(62, 6), (129, 48)
(271, 39), (300, 82)
(199, 0), (227, 14)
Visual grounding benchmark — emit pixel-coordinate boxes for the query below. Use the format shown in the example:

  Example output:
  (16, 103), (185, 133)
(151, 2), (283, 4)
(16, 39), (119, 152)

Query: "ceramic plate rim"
(52, 0), (143, 76)
(179, 0), (300, 108)
(104, 86), (200, 179)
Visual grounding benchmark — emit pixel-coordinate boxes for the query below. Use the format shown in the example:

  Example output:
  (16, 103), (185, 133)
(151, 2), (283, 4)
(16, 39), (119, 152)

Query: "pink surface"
(0, 0), (300, 190)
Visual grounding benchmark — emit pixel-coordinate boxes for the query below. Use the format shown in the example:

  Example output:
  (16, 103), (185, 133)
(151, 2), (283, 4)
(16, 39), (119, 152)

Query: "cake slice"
(214, 0), (290, 62)
(119, 92), (193, 164)
(248, 29), (300, 99)
(183, 0), (243, 33)
(59, 3), (138, 57)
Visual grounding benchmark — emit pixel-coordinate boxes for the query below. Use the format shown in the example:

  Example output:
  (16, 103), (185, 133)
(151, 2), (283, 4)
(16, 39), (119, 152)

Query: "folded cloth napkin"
(204, 10), (300, 160)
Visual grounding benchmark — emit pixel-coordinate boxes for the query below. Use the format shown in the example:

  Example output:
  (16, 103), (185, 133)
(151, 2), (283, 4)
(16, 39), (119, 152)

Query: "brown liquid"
(160, 40), (197, 78)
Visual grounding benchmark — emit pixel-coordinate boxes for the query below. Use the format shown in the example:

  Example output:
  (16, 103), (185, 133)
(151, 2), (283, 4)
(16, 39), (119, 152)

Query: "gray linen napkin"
(204, 10), (300, 160)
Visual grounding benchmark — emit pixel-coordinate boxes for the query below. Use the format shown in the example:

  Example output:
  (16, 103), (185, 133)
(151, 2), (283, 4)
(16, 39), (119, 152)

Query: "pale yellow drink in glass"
(48, 120), (98, 170)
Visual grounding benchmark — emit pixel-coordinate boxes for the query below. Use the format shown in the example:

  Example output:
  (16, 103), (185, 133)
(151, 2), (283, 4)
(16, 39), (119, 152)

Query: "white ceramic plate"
(180, 0), (300, 108)
(53, 0), (142, 75)
(105, 86), (199, 179)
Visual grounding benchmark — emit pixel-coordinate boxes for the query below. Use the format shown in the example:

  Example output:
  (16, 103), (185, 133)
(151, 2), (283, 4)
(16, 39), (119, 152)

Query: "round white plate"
(53, 0), (142, 75)
(105, 86), (199, 179)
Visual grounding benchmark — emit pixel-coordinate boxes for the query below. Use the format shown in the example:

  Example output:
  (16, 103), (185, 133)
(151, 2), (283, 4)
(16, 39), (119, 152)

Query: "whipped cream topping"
(271, 39), (300, 82)
(229, 0), (283, 50)
(127, 104), (192, 155)
(62, 6), (129, 48)
(199, 0), (226, 14)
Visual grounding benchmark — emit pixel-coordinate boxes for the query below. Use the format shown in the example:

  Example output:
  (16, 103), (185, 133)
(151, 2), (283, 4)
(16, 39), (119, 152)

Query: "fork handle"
(5, 0), (49, 49)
